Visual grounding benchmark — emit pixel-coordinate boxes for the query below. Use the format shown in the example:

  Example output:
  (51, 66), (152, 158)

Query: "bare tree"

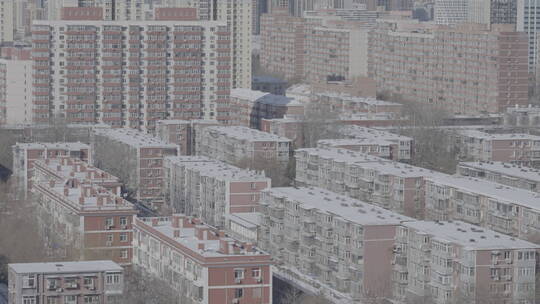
(235, 155), (294, 187)
(395, 100), (460, 174)
(122, 268), (182, 304)
(300, 102), (340, 148)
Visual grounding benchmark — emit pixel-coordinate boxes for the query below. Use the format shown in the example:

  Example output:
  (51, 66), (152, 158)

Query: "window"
(106, 273), (120, 285)
(64, 295), (77, 304)
(234, 269), (244, 280)
(120, 249), (128, 259)
(23, 297), (36, 304)
(107, 234), (113, 242)
(83, 277), (94, 287)
(120, 233), (128, 242)
(120, 217), (127, 227)
(46, 297), (58, 304)
(23, 275), (35, 288)
(84, 296), (99, 303)
(105, 217), (113, 228)
(252, 268), (261, 279)
(107, 296), (121, 304)
(235, 288), (243, 298)
(47, 278), (58, 290)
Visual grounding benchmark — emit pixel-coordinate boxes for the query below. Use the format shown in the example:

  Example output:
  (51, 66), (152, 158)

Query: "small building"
(252, 75), (288, 95)
(7, 261), (124, 304)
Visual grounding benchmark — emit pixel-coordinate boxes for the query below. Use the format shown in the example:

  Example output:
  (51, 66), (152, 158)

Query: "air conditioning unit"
(106, 241), (112, 246)
(121, 224), (127, 229)
(234, 278), (242, 284)
(232, 299), (239, 304)
(56, 288), (63, 292)
(256, 278), (263, 283)
(106, 225), (113, 230)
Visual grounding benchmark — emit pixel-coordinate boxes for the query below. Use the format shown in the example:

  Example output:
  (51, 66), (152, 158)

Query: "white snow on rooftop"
(205, 126), (291, 142)
(13, 142), (89, 150)
(339, 126), (413, 142)
(93, 128), (178, 148)
(459, 161), (540, 182)
(9, 261), (122, 274)
(457, 129), (540, 141)
(403, 221), (540, 250)
(265, 187), (413, 225)
(318, 138), (394, 147)
(165, 156), (269, 181)
(225, 212), (261, 229)
(296, 147), (387, 164)
(426, 175), (540, 210)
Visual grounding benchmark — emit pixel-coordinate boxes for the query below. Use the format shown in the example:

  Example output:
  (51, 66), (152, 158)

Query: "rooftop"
(252, 75), (287, 84)
(231, 88), (297, 106)
(165, 156), (269, 181)
(318, 138), (394, 147)
(9, 261), (123, 274)
(296, 147), (387, 164)
(457, 130), (540, 141)
(315, 91), (402, 107)
(338, 126), (413, 142)
(459, 162), (540, 182)
(136, 215), (269, 258)
(205, 126), (291, 143)
(403, 221), (540, 250)
(265, 187), (413, 226)
(93, 128), (179, 149)
(13, 142), (89, 151)
(35, 157), (120, 185)
(426, 175), (540, 210)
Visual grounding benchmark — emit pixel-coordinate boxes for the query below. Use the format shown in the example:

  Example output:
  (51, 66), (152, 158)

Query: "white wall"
(1, 59), (33, 124)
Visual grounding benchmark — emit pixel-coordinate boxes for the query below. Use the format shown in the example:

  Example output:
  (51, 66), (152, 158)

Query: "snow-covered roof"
(13, 142), (89, 150)
(225, 212), (261, 229)
(93, 128), (178, 149)
(318, 138), (394, 147)
(165, 156), (269, 182)
(426, 175), (540, 210)
(459, 162), (540, 183)
(205, 126), (291, 143)
(338, 126), (413, 142)
(403, 221), (540, 250)
(457, 130), (540, 141)
(264, 187), (413, 226)
(9, 261), (122, 274)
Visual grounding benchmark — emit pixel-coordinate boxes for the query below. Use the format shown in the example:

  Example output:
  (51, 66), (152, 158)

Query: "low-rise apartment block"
(295, 147), (441, 218)
(164, 156), (270, 227)
(8, 261), (124, 304)
(369, 20), (528, 114)
(155, 119), (220, 156)
(12, 142), (90, 193)
(337, 126), (413, 161)
(424, 175), (540, 240)
(229, 88), (304, 129)
(309, 91), (402, 117)
(224, 212), (261, 244)
(260, 116), (304, 148)
(457, 161), (540, 193)
(505, 105), (540, 128)
(454, 130), (540, 167)
(259, 187), (412, 301)
(393, 221), (539, 304)
(196, 126), (291, 166)
(133, 215), (272, 304)
(91, 128), (178, 209)
(317, 138), (395, 161)
(32, 157), (137, 265)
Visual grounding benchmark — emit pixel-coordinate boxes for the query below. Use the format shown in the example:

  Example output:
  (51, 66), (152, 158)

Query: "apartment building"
(434, 0), (468, 25)
(260, 116), (304, 148)
(8, 261), (124, 304)
(259, 187), (413, 301)
(230, 88), (304, 129)
(424, 175), (540, 239)
(0, 0), (14, 43)
(32, 157), (137, 265)
(133, 215), (272, 304)
(12, 142), (91, 193)
(225, 212), (261, 244)
(196, 126), (291, 166)
(155, 119), (220, 155)
(505, 105), (540, 127)
(0, 58), (32, 125)
(304, 22), (369, 84)
(31, 20), (231, 130)
(91, 128), (178, 209)
(260, 11), (306, 81)
(309, 91), (402, 117)
(457, 161), (540, 193)
(454, 130), (540, 167)
(369, 20), (528, 114)
(317, 138), (395, 160)
(163, 156), (270, 227)
(393, 221), (539, 304)
(338, 126), (413, 161)
(295, 147), (440, 218)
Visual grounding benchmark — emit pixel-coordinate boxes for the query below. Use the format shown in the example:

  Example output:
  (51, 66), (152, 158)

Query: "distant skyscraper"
(434, 0), (468, 25)
(0, 0), (15, 43)
(517, 0), (540, 73)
